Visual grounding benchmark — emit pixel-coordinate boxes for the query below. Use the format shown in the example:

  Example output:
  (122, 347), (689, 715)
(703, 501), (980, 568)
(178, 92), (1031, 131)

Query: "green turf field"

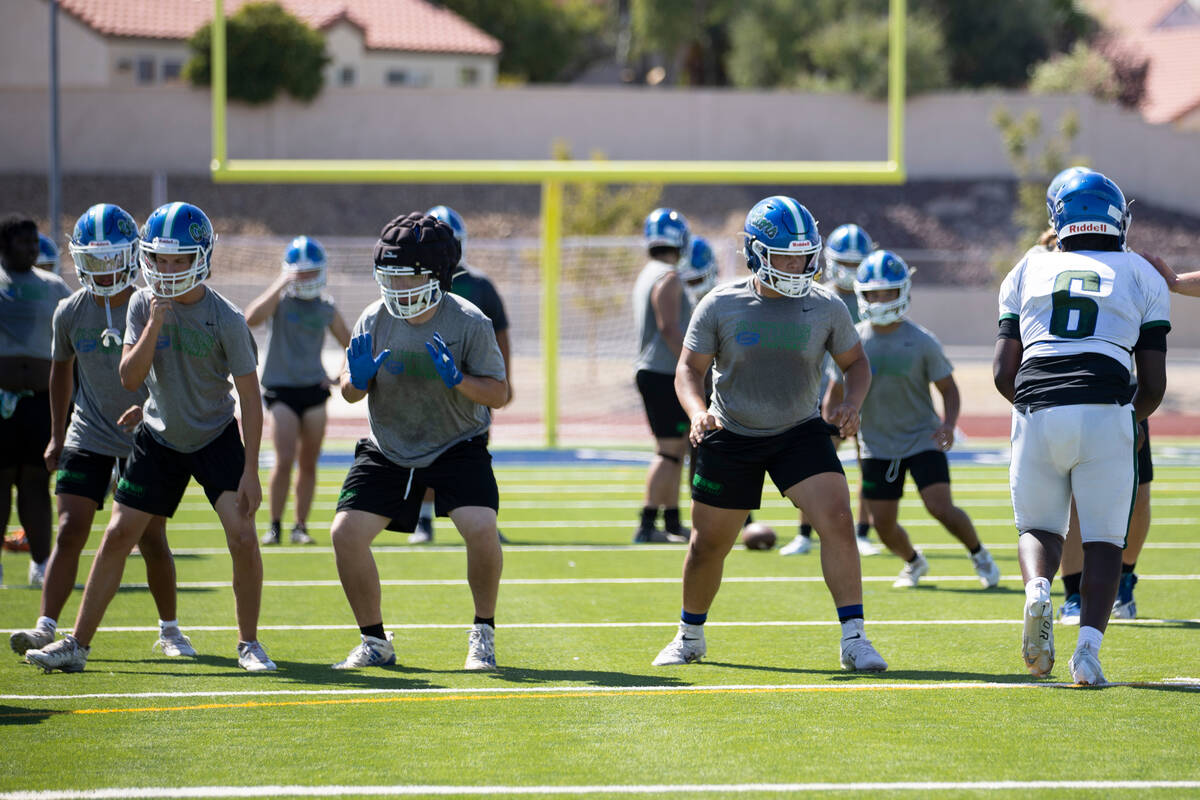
(2, 461), (1198, 799)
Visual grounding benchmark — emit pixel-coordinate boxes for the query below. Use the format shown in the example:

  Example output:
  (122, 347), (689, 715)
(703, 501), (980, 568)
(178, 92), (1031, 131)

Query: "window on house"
(386, 69), (409, 86)
(136, 57), (156, 84)
(460, 66), (479, 87)
(162, 60), (183, 83)
(339, 66), (356, 87)
(116, 58), (133, 74)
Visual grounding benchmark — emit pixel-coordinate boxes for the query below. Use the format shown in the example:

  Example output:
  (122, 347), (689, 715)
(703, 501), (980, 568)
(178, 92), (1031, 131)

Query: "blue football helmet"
(1051, 171), (1130, 247)
(426, 205), (467, 267)
(644, 208), (690, 257)
(35, 233), (60, 274)
(679, 235), (718, 304)
(742, 195), (822, 297)
(69, 203), (141, 297)
(139, 202), (215, 298)
(854, 250), (914, 325)
(282, 236), (327, 300)
(1045, 166), (1093, 226)
(823, 224), (874, 291)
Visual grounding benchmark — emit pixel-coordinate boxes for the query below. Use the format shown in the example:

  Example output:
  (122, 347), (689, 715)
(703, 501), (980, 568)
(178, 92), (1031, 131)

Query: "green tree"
(1029, 41), (1148, 109)
(801, 12), (949, 97)
(185, 2), (328, 105)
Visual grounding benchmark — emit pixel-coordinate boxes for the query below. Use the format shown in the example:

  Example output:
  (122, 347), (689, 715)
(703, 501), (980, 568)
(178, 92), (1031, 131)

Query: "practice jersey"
(0, 265), (71, 359)
(451, 266), (508, 333)
(633, 259), (691, 375)
(261, 295), (337, 389)
(998, 249), (1170, 409)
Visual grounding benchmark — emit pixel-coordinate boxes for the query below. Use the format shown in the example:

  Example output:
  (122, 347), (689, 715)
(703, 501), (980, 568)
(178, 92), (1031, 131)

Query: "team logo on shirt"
(75, 328), (121, 354)
(156, 323), (215, 357)
(381, 351), (440, 380)
(284, 310), (329, 331)
(733, 321), (811, 351)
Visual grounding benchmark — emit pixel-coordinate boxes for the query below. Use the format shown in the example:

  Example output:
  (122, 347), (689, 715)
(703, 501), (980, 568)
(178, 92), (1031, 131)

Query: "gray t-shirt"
(0, 266), (71, 359)
(52, 289), (149, 457)
(124, 287), (258, 453)
(261, 295), (337, 388)
(833, 319), (954, 460)
(353, 294), (506, 468)
(633, 259), (691, 375)
(684, 278), (860, 437)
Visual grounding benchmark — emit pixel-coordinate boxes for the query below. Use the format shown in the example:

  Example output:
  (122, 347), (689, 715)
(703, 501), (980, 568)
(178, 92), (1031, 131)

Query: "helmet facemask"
(140, 239), (213, 298)
(825, 254), (861, 292)
(748, 240), (820, 298)
(70, 241), (139, 298)
(375, 264), (442, 319)
(284, 264), (327, 300)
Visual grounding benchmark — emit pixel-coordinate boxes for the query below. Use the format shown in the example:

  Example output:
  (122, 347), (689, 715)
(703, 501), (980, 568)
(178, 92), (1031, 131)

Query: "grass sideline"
(2, 462), (1199, 799)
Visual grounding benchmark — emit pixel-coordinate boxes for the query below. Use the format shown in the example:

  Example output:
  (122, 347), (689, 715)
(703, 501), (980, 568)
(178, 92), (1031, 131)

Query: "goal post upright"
(208, 0), (906, 448)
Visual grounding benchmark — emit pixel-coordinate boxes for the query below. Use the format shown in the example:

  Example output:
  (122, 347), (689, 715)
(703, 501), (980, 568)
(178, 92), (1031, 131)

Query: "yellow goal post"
(209, 0), (907, 447)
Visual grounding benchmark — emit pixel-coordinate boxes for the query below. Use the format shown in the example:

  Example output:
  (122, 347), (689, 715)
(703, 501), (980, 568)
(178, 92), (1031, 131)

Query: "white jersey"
(998, 249), (1170, 372)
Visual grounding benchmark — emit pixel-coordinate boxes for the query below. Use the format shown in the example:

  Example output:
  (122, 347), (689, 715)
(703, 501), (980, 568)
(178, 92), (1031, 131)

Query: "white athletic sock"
(419, 501), (434, 518)
(37, 616), (57, 633)
(1077, 625), (1103, 655)
(159, 619), (179, 632)
(840, 618), (865, 639)
(1025, 577), (1051, 602)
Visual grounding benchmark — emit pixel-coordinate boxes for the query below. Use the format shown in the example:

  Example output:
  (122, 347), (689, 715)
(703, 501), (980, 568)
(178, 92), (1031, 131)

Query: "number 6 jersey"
(998, 249), (1170, 411)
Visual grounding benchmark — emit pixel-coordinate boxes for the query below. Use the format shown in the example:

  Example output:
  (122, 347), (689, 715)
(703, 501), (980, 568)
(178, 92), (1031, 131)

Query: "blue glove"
(425, 332), (463, 388)
(347, 332), (390, 391)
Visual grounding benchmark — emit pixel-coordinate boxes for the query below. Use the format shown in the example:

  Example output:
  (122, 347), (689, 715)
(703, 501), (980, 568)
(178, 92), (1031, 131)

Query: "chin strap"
(100, 296), (122, 348)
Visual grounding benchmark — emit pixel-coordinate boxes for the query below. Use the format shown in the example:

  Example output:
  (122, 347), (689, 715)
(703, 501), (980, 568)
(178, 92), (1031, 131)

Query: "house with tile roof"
(1082, 0), (1200, 129)
(0, 0), (501, 91)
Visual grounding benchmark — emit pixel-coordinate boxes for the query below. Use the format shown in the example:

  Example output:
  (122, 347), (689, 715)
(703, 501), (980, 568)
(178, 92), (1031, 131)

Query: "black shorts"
(0, 390), (51, 469)
(263, 384), (329, 417)
(1138, 418), (1153, 485)
(336, 436), (499, 533)
(690, 417), (844, 510)
(54, 448), (126, 509)
(636, 370), (689, 440)
(113, 421), (245, 517)
(860, 450), (952, 501)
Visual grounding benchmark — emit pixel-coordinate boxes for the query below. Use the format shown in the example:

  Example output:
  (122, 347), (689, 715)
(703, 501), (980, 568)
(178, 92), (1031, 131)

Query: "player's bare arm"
(676, 346), (718, 446)
(455, 374), (509, 409)
(1140, 251), (1200, 296)
(325, 311), (353, 388)
(119, 295), (170, 391)
(992, 338), (1022, 404)
(43, 356), (75, 471)
(495, 328), (513, 406)
(244, 272), (293, 327)
(232, 371), (263, 517)
(932, 374), (961, 451)
(830, 342), (870, 438)
(651, 271), (685, 358)
(1131, 349), (1166, 423)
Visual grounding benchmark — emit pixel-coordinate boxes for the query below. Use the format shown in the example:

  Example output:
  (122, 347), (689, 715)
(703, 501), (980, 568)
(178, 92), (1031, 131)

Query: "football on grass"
(741, 523), (777, 550)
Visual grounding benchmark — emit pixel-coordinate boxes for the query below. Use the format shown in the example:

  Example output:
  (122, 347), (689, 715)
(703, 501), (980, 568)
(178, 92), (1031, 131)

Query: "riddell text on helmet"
(1064, 222), (1117, 235)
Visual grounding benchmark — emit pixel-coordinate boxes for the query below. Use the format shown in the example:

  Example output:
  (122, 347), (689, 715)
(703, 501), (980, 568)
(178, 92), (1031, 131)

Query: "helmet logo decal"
(188, 221), (209, 242)
(750, 213), (777, 238)
(116, 218), (136, 239)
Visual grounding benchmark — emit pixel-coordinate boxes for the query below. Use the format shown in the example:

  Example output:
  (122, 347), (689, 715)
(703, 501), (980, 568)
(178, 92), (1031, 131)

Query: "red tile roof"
(57, 0), (501, 56)
(1081, 0), (1200, 124)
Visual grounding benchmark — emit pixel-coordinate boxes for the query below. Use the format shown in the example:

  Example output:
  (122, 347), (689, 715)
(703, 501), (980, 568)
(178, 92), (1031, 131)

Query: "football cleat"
(971, 547), (1001, 588)
(893, 552), (929, 588)
(464, 624), (496, 671)
(779, 533), (813, 556)
(409, 516), (434, 544)
(1112, 573), (1138, 620)
(1068, 643), (1106, 686)
(153, 627), (197, 658)
(856, 535), (880, 557)
(333, 633), (396, 669)
(28, 560), (46, 588)
(10, 627), (54, 655)
(1022, 581), (1055, 677)
(25, 635), (89, 673)
(290, 523), (315, 545)
(1059, 593), (1082, 625)
(633, 527), (684, 544)
(261, 522), (281, 546)
(652, 622), (706, 666)
(237, 640), (277, 672)
(840, 631), (888, 672)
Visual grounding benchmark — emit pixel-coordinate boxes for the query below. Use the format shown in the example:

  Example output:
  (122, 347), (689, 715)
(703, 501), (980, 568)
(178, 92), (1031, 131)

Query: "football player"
(408, 205), (513, 545)
(653, 195), (887, 672)
(245, 236), (351, 547)
(35, 233), (60, 275)
(25, 201), (275, 673)
(632, 208), (693, 543)
(0, 215), (71, 588)
(330, 212), (507, 671)
(782, 223), (879, 558)
(825, 250), (1000, 589)
(10, 204), (194, 658)
(994, 171), (1168, 684)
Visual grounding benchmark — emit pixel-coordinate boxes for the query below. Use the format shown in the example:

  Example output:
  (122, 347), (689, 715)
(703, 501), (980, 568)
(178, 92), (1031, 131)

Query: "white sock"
(1025, 577), (1051, 602)
(420, 501), (434, 518)
(37, 616), (57, 633)
(1077, 625), (1103, 655)
(840, 618), (865, 639)
(679, 622), (704, 637)
(159, 619), (179, 632)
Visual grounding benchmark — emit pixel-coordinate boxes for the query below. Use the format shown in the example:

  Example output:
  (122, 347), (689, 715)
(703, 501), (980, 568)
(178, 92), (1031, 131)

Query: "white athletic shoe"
(652, 622), (706, 665)
(464, 624), (496, 671)
(27, 560), (46, 588)
(153, 627), (197, 658)
(10, 627), (54, 655)
(237, 640), (277, 672)
(856, 535), (880, 557)
(409, 516), (434, 544)
(1068, 643), (1106, 686)
(893, 552), (929, 588)
(1022, 582), (1055, 677)
(333, 633), (396, 669)
(25, 634), (89, 673)
(840, 632), (888, 672)
(971, 547), (1001, 588)
(779, 534), (812, 556)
